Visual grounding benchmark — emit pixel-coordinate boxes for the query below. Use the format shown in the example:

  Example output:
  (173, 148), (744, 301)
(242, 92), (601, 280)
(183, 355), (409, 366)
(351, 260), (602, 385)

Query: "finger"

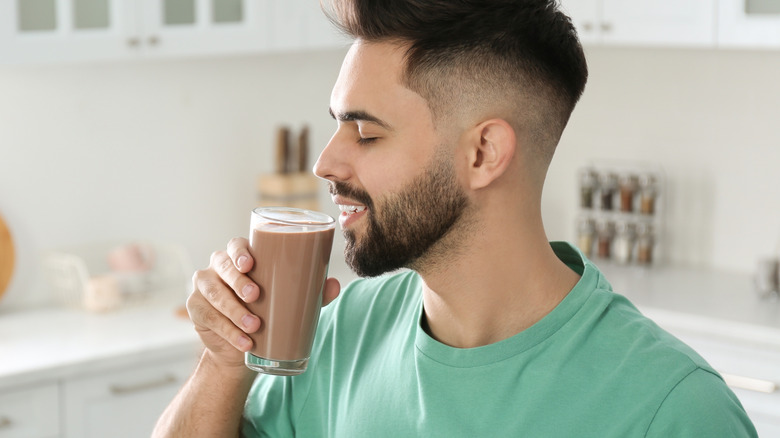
(193, 267), (262, 335)
(210, 249), (259, 303)
(226, 237), (253, 273)
(322, 277), (341, 307)
(186, 286), (254, 352)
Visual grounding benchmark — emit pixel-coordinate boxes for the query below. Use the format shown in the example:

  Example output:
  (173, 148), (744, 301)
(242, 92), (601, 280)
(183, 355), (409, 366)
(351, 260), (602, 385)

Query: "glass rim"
(252, 207), (335, 227)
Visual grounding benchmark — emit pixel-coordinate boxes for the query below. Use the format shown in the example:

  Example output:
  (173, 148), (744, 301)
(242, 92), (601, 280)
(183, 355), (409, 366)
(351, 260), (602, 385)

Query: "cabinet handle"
(127, 37), (140, 47)
(0, 416), (12, 429)
(582, 22), (593, 32)
(721, 373), (778, 394)
(109, 374), (178, 395)
(148, 36), (160, 46)
(600, 22), (613, 33)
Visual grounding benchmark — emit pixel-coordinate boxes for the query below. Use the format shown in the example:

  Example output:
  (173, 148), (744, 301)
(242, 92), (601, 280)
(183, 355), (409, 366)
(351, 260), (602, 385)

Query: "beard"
(329, 148), (470, 277)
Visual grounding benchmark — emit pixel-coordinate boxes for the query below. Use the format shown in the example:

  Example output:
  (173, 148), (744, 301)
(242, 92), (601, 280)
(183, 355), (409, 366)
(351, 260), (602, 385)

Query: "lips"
(334, 200), (368, 229)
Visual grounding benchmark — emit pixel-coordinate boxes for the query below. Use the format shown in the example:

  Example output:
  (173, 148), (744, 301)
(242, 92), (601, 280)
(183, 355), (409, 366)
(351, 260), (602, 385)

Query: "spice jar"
(618, 174), (638, 213)
(596, 220), (614, 259)
(598, 173), (618, 211)
(636, 222), (654, 265)
(638, 174), (657, 215)
(576, 217), (595, 257)
(579, 168), (597, 209)
(613, 221), (635, 264)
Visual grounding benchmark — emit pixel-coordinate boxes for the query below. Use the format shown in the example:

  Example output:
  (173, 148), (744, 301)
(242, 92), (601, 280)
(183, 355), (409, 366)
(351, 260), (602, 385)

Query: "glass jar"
(596, 220), (614, 259)
(613, 221), (635, 264)
(576, 217), (595, 257)
(579, 168), (597, 209)
(636, 222), (654, 265)
(619, 174), (638, 213)
(638, 174), (657, 215)
(598, 173), (618, 211)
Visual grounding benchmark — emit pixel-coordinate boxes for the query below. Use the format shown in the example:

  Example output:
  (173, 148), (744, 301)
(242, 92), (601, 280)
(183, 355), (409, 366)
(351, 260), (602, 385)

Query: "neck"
(417, 203), (580, 349)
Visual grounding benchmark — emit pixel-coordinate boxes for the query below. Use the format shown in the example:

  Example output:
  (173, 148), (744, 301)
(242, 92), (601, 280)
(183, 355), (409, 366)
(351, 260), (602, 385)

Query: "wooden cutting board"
(0, 214), (14, 301)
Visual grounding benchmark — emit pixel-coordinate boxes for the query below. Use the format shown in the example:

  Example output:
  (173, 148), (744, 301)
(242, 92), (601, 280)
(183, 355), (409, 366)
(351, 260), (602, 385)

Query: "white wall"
(1, 45), (779, 311)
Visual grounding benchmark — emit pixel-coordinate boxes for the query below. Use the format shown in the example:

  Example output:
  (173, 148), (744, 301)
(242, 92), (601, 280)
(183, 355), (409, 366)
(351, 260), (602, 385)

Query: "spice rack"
(575, 163), (664, 267)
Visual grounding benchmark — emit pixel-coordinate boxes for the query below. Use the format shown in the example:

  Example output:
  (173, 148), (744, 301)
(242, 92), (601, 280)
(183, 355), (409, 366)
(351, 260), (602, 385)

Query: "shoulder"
(317, 270), (422, 340)
(324, 270), (422, 319)
(645, 367), (757, 437)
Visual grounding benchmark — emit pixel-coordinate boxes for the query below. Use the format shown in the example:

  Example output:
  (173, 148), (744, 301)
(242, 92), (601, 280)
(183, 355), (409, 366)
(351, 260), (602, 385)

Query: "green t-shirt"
(242, 242), (757, 437)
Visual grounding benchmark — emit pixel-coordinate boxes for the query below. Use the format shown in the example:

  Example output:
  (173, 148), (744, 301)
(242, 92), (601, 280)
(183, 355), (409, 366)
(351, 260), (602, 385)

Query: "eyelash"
(357, 137), (378, 145)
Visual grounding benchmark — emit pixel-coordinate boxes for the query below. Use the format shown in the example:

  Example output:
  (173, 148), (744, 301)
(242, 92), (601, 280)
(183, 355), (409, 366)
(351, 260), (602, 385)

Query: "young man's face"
(314, 41), (470, 277)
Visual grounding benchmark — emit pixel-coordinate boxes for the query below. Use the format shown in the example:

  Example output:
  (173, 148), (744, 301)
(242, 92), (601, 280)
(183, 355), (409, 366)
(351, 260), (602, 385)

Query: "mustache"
(329, 181), (374, 210)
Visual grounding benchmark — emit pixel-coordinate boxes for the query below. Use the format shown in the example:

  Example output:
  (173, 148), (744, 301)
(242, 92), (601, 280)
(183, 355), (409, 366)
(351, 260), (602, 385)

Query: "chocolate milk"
(247, 223), (335, 361)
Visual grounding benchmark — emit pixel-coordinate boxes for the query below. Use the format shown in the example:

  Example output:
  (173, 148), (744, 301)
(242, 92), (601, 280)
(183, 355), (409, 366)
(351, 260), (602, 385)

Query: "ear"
(465, 119), (516, 190)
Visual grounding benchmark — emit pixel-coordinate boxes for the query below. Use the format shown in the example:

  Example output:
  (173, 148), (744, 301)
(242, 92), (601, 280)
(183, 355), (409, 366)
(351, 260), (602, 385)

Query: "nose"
(313, 129), (352, 183)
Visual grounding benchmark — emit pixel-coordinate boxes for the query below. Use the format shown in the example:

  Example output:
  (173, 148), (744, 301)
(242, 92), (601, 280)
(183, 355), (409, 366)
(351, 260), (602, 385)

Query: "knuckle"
(209, 250), (227, 267)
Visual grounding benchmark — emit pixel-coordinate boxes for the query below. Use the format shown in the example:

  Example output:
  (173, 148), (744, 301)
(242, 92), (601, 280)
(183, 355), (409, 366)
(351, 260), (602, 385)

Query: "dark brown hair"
(324, 0), (588, 165)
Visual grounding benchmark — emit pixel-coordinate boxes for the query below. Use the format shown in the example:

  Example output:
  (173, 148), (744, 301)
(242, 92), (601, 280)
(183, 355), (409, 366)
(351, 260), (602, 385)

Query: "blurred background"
(1, 1), (780, 436)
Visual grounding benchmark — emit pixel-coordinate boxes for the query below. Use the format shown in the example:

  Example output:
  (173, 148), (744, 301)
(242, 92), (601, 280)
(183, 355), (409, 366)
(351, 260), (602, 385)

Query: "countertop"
(0, 301), (201, 390)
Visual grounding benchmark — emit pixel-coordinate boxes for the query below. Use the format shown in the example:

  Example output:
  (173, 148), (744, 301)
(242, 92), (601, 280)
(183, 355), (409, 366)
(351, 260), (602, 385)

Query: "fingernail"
(242, 314), (256, 330)
(241, 284), (254, 300)
(237, 255), (248, 271)
(238, 335), (252, 351)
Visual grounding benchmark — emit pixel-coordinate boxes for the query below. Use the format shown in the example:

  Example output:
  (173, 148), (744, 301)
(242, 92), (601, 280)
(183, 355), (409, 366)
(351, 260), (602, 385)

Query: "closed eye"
(357, 137), (379, 145)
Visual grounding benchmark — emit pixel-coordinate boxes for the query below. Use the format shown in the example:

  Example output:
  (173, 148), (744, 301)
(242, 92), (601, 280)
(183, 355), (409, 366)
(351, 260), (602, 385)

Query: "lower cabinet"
(62, 357), (196, 438)
(0, 354), (196, 438)
(0, 383), (59, 438)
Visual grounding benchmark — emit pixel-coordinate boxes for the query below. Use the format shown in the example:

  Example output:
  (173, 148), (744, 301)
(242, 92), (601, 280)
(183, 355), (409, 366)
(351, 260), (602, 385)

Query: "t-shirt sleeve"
(240, 375), (296, 438)
(645, 368), (758, 438)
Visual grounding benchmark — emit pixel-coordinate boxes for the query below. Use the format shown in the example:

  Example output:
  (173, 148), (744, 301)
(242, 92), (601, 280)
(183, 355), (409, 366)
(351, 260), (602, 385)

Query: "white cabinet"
(63, 356), (196, 438)
(0, 0), (268, 64)
(267, 0), (350, 52)
(0, 382), (60, 438)
(718, 0), (780, 48)
(560, 0), (717, 47)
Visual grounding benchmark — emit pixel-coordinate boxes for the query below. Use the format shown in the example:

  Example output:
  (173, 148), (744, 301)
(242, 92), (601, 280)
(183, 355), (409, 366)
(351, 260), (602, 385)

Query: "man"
(155, 1), (757, 436)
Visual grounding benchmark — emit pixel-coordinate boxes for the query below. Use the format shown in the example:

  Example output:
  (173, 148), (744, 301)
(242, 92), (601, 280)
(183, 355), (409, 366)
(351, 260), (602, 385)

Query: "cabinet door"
(267, 0), (350, 52)
(559, 0), (716, 48)
(718, 0), (780, 48)
(600, 0), (716, 47)
(0, 382), (59, 438)
(0, 0), (138, 64)
(137, 0), (268, 58)
(63, 357), (196, 438)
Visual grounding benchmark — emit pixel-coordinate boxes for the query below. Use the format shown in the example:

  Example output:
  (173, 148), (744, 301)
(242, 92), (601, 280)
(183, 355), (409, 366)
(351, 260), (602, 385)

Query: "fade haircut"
(324, 0), (588, 168)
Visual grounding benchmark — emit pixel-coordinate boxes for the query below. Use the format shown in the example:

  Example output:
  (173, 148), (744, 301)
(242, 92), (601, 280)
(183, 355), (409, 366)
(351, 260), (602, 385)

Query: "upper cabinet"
(266, 0), (350, 52)
(560, 0), (717, 48)
(718, 0), (780, 48)
(0, 0), (348, 65)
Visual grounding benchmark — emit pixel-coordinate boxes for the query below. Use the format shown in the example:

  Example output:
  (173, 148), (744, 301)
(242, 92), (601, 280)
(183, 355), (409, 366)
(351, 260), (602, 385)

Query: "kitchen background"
(2, 2), (780, 437)
(2, 44), (780, 311)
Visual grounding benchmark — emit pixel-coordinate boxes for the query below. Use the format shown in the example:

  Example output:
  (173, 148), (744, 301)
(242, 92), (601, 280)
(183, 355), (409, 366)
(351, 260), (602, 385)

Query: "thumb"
(322, 277), (341, 307)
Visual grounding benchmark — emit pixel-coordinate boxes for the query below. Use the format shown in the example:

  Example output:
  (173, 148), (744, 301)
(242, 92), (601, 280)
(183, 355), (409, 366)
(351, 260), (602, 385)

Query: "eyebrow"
(328, 107), (393, 131)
